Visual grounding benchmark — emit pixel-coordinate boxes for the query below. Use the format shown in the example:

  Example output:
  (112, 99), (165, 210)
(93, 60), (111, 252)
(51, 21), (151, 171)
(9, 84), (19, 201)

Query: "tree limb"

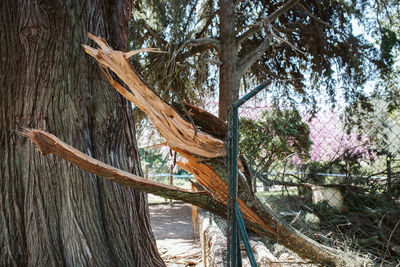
(297, 3), (331, 27)
(236, 0), (300, 43)
(237, 35), (271, 77)
(236, 0), (301, 75)
(266, 0), (300, 24)
(236, 23), (263, 44)
(142, 23), (168, 46)
(195, 11), (218, 39)
(182, 0), (199, 34)
(23, 129), (228, 217)
(61, 33), (368, 265)
(184, 38), (221, 52)
(23, 128), (277, 237)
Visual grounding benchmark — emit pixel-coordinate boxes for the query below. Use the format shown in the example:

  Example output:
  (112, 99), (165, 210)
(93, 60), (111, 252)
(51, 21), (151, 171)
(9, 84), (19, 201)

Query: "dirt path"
(149, 203), (202, 266)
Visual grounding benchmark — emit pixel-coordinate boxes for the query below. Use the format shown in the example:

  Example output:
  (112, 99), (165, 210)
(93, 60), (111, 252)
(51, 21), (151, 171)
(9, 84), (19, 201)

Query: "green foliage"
(306, 161), (329, 184)
(129, 0), (216, 106)
(129, 0), (383, 110)
(305, 154), (369, 185)
(139, 148), (169, 174)
(378, 27), (400, 72)
(239, 109), (312, 171)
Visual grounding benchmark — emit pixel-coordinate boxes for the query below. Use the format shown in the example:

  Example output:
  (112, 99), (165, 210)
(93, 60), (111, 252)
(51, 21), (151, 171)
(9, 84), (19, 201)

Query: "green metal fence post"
(227, 81), (269, 267)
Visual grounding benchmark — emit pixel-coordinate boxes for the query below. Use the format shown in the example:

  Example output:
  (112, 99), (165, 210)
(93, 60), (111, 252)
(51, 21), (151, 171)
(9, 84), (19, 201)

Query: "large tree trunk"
(0, 1), (164, 266)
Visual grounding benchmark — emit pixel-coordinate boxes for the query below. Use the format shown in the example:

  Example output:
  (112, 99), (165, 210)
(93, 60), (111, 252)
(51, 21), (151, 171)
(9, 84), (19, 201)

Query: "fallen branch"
(23, 33), (373, 265)
(80, 34), (368, 265)
(23, 129), (277, 235)
(22, 129), (226, 216)
(25, 128), (341, 265)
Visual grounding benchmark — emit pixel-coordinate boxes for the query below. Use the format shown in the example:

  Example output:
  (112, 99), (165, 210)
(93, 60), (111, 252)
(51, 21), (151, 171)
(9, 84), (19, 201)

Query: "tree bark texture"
(0, 1), (164, 266)
(218, 0), (241, 121)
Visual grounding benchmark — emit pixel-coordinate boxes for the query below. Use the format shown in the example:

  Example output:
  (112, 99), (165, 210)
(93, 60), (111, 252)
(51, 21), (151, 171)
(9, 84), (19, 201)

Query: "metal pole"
(233, 81), (270, 108)
(231, 105), (240, 267)
(227, 106), (239, 266)
(227, 81), (269, 267)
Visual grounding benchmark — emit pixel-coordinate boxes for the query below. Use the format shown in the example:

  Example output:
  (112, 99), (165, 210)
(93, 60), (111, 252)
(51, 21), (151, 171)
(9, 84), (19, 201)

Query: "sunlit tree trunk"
(0, 1), (164, 266)
(218, 0), (240, 121)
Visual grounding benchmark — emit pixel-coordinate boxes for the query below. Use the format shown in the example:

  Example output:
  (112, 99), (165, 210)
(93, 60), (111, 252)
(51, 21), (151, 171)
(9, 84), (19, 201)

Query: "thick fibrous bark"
(24, 33), (356, 265)
(1, 1), (163, 266)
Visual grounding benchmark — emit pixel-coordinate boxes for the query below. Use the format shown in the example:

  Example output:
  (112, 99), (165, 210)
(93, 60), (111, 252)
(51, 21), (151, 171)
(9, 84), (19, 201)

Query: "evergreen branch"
(237, 33), (271, 76)
(195, 11), (218, 39)
(143, 23), (168, 46)
(184, 38), (221, 51)
(179, 37), (221, 60)
(236, 23), (263, 43)
(267, 0), (300, 23)
(270, 26), (306, 55)
(297, 3), (331, 27)
(236, 0), (300, 44)
(182, 0), (199, 34)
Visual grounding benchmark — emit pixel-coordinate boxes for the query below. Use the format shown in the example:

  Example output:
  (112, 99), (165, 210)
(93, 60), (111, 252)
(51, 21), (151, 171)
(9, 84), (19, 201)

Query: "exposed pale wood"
(82, 33), (224, 158)
(25, 128), (345, 265)
(145, 164), (149, 180)
(175, 148), (275, 234)
(24, 129), (276, 237)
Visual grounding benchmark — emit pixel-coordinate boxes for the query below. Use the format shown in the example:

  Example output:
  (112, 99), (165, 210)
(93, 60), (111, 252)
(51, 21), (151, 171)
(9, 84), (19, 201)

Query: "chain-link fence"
(238, 93), (400, 265)
(140, 163), (195, 204)
(138, 91), (400, 265)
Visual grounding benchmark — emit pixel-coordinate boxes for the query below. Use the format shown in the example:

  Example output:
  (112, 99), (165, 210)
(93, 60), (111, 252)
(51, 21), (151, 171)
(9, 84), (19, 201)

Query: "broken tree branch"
(82, 33), (224, 158)
(79, 33), (368, 265)
(237, 36), (271, 77)
(24, 127), (341, 265)
(22, 32), (373, 265)
(23, 128), (278, 237)
(142, 23), (169, 46)
(23, 129), (229, 216)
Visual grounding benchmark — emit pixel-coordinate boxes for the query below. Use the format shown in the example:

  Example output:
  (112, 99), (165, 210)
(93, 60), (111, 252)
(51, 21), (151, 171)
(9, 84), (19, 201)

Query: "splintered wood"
(23, 33), (350, 265)
(82, 33), (224, 159)
(176, 149), (274, 234)
(82, 33), (277, 235)
(82, 33), (274, 234)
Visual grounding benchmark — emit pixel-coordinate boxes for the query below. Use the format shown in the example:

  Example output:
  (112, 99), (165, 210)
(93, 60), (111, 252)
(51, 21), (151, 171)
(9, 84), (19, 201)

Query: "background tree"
(239, 109), (311, 192)
(0, 1), (164, 266)
(239, 109), (311, 174)
(129, 0), (377, 120)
